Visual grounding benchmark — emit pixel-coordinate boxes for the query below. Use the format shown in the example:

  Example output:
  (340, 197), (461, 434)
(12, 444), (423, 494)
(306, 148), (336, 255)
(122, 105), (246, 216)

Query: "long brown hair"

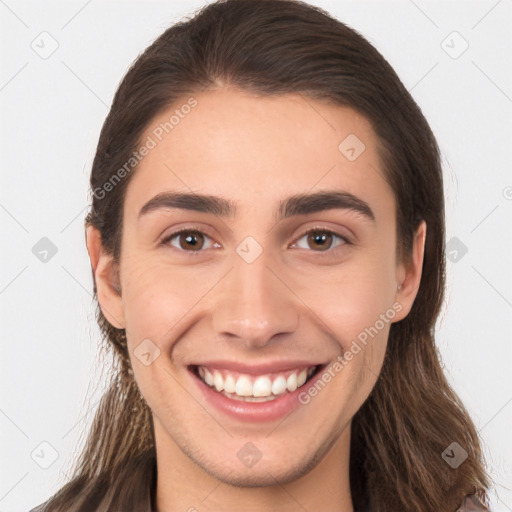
(37, 0), (491, 510)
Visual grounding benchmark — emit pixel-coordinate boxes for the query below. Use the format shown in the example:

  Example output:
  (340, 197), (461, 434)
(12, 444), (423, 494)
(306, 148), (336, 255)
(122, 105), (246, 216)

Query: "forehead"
(124, 88), (395, 220)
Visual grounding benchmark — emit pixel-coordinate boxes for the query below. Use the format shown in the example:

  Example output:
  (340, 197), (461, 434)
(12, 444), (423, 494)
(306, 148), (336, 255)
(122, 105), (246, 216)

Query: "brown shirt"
(457, 493), (491, 511)
(29, 492), (490, 511)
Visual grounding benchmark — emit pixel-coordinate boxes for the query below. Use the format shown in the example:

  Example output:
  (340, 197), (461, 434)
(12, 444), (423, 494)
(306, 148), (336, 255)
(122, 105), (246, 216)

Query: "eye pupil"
(308, 231), (332, 251)
(181, 232), (203, 250)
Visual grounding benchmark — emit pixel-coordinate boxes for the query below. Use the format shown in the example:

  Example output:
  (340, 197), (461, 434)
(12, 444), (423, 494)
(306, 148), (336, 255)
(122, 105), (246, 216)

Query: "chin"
(206, 464), (306, 488)
(191, 445), (325, 489)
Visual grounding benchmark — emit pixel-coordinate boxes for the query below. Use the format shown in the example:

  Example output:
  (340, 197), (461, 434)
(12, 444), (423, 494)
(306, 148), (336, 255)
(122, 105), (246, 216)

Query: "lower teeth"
(220, 390), (278, 402)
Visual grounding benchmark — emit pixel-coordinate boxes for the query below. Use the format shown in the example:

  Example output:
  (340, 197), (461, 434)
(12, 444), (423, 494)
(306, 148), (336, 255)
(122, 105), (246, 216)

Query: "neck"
(153, 417), (354, 512)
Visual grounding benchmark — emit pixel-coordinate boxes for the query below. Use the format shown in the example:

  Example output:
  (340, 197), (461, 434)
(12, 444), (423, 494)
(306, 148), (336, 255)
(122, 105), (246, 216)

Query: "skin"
(86, 88), (426, 512)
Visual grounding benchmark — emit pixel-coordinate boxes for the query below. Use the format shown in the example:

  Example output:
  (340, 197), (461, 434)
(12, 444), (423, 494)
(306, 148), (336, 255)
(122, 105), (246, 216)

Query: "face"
(89, 88), (425, 488)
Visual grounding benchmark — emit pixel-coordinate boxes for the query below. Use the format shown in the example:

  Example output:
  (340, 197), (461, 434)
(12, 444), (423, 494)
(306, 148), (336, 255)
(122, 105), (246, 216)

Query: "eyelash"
(160, 226), (351, 254)
(292, 227), (351, 253)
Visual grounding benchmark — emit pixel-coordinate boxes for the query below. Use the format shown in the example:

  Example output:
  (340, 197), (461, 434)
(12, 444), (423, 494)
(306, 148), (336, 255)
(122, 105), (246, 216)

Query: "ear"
(85, 225), (126, 329)
(392, 220), (426, 322)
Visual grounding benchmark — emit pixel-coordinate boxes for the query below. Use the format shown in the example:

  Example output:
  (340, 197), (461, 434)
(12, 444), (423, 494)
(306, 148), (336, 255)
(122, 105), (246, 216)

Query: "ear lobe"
(393, 221), (427, 322)
(85, 225), (126, 329)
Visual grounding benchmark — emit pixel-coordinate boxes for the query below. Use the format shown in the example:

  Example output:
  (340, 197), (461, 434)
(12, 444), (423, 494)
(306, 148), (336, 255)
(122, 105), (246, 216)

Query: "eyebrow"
(138, 190), (375, 222)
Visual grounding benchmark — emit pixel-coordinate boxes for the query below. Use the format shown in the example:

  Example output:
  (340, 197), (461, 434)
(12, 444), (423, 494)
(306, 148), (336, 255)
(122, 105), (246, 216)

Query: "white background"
(1, 1), (511, 510)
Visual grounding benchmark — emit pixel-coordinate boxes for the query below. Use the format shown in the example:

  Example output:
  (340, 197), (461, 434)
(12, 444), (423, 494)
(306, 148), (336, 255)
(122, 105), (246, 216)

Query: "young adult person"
(31, 1), (491, 510)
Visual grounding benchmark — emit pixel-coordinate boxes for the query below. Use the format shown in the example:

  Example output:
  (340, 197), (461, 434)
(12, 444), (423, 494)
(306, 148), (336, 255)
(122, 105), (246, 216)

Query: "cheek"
(120, 254), (221, 342)
(294, 253), (397, 350)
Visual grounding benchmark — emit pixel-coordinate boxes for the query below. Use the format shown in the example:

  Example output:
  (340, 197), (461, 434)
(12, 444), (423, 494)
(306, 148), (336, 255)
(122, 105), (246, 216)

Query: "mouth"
(190, 364), (320, 402)
(187, 362), (326, 422)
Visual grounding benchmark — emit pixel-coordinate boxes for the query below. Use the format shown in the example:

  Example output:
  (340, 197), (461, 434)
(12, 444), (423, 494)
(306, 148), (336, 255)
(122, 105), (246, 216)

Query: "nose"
(211, 250), (299, 349)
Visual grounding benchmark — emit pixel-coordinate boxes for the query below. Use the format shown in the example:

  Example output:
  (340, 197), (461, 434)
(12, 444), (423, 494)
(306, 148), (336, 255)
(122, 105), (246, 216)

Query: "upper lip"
(189, 360), (323, 375)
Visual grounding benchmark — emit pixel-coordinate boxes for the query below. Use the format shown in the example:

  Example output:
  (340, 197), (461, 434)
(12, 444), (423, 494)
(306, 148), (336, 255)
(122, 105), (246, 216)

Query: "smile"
(195, 365), (318, 402)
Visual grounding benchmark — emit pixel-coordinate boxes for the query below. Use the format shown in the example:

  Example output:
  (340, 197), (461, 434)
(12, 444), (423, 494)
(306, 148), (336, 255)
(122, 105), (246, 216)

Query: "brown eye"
(164, 230), (215, 252)
(293, 229), (348, 252)
(178, 231), (204, 251)
(307, 231), (333, 251)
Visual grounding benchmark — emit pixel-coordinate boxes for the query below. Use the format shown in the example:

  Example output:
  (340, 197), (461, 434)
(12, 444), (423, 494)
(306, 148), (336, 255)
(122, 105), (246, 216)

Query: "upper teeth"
(198, 366), (316, 399)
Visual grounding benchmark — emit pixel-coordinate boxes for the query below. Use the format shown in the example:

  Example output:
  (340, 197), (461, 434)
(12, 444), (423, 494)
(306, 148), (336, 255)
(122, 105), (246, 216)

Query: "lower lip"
(190, 367), (324, 423)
